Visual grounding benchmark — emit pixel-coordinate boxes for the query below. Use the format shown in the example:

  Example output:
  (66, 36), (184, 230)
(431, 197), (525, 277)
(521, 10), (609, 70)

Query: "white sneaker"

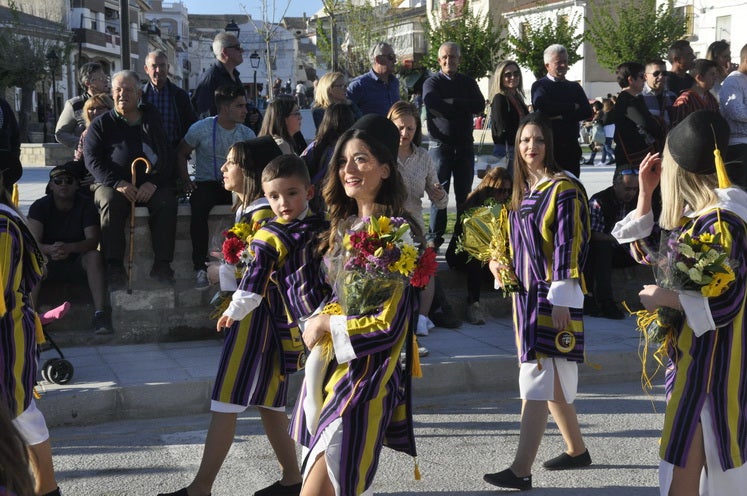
(195, 269), (209, 290)
(416, 314), (430, 336)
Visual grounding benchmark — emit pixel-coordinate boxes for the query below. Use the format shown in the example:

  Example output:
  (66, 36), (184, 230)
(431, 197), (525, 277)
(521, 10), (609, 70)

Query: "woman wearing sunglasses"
(490, 60), (528, 175)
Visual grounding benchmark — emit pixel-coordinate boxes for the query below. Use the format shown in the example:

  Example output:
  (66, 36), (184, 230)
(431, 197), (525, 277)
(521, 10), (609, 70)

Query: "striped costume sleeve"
(541, 179), (589, 282)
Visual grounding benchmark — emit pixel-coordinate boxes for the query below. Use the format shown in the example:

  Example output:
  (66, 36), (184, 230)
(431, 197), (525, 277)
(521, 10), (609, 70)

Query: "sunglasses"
(379, 53), (396, 61)
(503, 71), (521, 79)
(226, 44), (243, 51)
(646, 70), (666, 78)
(53, 177), (75, 185)
(619, 169), (639, 175)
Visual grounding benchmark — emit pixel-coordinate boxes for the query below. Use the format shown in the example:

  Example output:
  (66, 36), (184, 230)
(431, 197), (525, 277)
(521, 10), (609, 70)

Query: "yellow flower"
(390, 244), (417, 276)
(377, 216), (392, 234)
(230, 222), (253, 241)
(701, 265), (735, 297)
(698, 233), (715, 245)
(343, 233), (352, 251)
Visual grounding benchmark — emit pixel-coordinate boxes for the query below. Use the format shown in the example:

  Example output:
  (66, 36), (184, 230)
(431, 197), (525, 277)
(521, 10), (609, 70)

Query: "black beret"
(351, 114), (400, 162)
(667, 110), (730, 175)
(244, 136), (282, 174)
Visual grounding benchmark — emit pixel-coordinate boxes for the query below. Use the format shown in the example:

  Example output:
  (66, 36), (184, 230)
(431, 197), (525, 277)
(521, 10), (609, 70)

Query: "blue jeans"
(428, 140), (474, 246)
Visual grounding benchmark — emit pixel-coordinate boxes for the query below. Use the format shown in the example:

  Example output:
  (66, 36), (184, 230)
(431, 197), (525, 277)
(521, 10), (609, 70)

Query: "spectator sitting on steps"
(27, 163), (112, 334)
(446, 166), (513, 325)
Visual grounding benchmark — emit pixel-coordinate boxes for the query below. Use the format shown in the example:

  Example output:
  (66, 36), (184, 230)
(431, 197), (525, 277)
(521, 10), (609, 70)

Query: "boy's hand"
(216, 315), (234, 332)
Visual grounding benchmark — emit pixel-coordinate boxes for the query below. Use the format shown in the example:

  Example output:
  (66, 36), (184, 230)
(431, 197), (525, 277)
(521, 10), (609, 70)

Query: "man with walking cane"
(83, 70), (178, 289)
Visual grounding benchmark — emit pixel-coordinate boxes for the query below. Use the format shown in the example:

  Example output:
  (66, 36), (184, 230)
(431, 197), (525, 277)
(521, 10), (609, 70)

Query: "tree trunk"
(18, 83), (36, 143)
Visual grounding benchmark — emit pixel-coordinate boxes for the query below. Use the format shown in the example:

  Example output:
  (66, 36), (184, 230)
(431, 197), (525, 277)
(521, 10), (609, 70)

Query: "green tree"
(425, 4), (503, 81)
(0, 2), (70, 141)
(506, 12), (584, 79)
(585, 0), (686, 71)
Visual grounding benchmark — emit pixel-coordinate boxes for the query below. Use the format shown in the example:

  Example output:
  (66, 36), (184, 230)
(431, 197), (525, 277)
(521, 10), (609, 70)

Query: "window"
(674, 5), (694, 37)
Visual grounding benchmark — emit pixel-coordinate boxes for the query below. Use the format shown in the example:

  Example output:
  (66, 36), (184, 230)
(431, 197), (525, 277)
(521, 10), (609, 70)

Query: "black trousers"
(189, 181), (233, 271)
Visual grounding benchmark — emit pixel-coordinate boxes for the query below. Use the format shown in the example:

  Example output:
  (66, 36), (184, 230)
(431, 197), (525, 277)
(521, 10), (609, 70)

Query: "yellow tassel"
(412, 335), (422, 378)
(712, 125), (731, 188)
(34, 313), (45, 344)
(33, 387), (41, 400)
(11, 184), (19, 207)
(714, 147), (730, 188)
(414, 457), (421, 480)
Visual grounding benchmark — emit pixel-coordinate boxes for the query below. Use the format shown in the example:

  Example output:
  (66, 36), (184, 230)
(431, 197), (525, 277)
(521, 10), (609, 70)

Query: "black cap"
(243, 136), (283, 174)
(351, 114), (400, 162)
(49, 164), (77, 180)
(667, 110), (730, 175)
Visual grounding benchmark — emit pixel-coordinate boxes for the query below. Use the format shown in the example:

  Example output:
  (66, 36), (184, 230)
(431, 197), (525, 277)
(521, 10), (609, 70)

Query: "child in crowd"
(671, 59), (720, 127)
(217, 155), (330, 435)
(158, 138), (302, 496)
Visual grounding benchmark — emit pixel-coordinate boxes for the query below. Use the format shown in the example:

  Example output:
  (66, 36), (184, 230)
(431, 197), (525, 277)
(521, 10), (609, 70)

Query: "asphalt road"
(48, 380), (664, 495)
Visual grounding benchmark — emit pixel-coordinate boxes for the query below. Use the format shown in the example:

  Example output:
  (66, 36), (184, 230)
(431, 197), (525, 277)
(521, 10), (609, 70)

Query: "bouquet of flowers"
(454, 200), (520, 295)
(633, 229), (737, 384)
(209, 220), (264, 319)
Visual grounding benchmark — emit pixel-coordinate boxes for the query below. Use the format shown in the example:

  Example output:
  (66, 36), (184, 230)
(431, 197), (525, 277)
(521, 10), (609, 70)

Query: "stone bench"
(41, 203), (235, 345)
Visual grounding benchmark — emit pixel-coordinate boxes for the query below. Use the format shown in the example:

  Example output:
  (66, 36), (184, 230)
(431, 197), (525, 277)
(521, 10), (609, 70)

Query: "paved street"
(49, 380), (663, 495)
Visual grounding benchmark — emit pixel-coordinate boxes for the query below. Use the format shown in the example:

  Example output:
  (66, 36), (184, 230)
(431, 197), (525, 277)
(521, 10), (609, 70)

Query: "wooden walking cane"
(128, 157), (152, 294)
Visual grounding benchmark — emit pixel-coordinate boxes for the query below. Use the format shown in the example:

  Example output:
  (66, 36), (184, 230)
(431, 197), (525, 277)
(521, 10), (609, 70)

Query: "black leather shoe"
(483, 468), (532, 490)
(150, 262), (176, 284)
(253, 481), (301, 496)
(543, 449), (592, 470)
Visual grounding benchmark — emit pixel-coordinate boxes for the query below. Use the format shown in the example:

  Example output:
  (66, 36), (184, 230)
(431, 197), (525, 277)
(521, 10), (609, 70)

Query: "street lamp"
(225, 19), (240, 39)
(46, 48), (59, 124)
(249, 51), (260, 108)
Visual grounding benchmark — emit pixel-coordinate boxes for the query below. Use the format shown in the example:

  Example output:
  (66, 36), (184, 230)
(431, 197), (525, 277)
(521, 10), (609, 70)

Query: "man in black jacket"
(142, 50), (197, 149)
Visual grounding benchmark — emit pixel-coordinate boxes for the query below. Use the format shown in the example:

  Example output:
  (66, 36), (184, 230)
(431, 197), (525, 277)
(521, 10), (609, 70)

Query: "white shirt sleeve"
(548, 279), (584, 309)
(330, 315), (356, 363)
(611, 210), (654, 244)
(223, 289), (263, 322)
(219, 263), (239, 291)
(679, 290), (715, 337)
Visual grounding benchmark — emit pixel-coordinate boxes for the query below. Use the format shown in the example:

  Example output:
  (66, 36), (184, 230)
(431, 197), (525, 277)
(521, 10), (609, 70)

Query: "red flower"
(222, 237), (246, 265)
(410, 248), (437, 288)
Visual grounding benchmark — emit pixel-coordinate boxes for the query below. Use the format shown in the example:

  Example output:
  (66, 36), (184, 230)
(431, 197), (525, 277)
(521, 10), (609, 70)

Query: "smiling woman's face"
(337, 138), (390, 205)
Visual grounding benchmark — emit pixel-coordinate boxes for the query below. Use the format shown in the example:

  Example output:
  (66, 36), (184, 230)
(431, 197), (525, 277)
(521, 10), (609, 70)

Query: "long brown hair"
(259, 96), (297, 143)
(320, 127), (408, 253)
(228, 141), (264, 211)
(510, 113), (563, 211)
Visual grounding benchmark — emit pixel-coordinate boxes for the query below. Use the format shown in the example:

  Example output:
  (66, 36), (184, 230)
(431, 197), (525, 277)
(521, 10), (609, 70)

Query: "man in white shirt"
(719, 43), (747, 189)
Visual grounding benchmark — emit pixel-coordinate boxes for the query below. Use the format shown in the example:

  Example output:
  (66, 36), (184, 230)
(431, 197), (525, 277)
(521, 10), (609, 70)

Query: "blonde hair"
(314, 72), (345, 109)
(659, 141), (719, 230)
(82, 93), (114, 126)
(490, 60), (524, 100)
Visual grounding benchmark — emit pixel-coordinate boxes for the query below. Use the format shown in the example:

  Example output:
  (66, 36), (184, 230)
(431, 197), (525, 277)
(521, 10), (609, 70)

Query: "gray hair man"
(191, 32), (246, 117)
(530, 44), (592, 177)
(346, 41), (400, 116)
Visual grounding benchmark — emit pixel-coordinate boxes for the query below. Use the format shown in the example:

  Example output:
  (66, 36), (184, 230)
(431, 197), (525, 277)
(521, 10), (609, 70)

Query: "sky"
(182, 0), (325, 19)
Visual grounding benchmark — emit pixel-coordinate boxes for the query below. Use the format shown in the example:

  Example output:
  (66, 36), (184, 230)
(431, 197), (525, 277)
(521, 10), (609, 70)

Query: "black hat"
(351, 114), (400, 162)
(49, 163), (78, 180)
(243, 136), (283, 174)
(667, 110), (729, 175)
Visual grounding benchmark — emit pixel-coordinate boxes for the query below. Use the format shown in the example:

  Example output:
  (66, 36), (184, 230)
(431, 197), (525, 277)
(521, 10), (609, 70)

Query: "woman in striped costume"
(612, 110), (747, 495)
(483, 113), (592, 491)
(159, 137), (304, 496)
(290, 114), (418, 495)
(1, 164), (61, 495)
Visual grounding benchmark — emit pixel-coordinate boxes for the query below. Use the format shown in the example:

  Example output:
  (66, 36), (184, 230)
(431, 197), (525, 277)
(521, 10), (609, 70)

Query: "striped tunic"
(0, 205), (44, 418)
(508, 176), (589, 363)
(290, 282), (418, 495)
(671, 89), (719, 128)
(212, 201), (292, 408)
(630, 207), (747, 470)
(234, 212), (330, 373)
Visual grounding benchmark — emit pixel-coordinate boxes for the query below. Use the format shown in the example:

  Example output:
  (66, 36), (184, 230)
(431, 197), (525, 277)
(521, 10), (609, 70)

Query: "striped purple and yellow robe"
(629, 207), (747, 471)
(237, 212), (330, 373)
(290, 281), (418, 496)
(212, 202), (293, 408)
(0, 205), (44, 418)
(508, 176), (589, 363)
